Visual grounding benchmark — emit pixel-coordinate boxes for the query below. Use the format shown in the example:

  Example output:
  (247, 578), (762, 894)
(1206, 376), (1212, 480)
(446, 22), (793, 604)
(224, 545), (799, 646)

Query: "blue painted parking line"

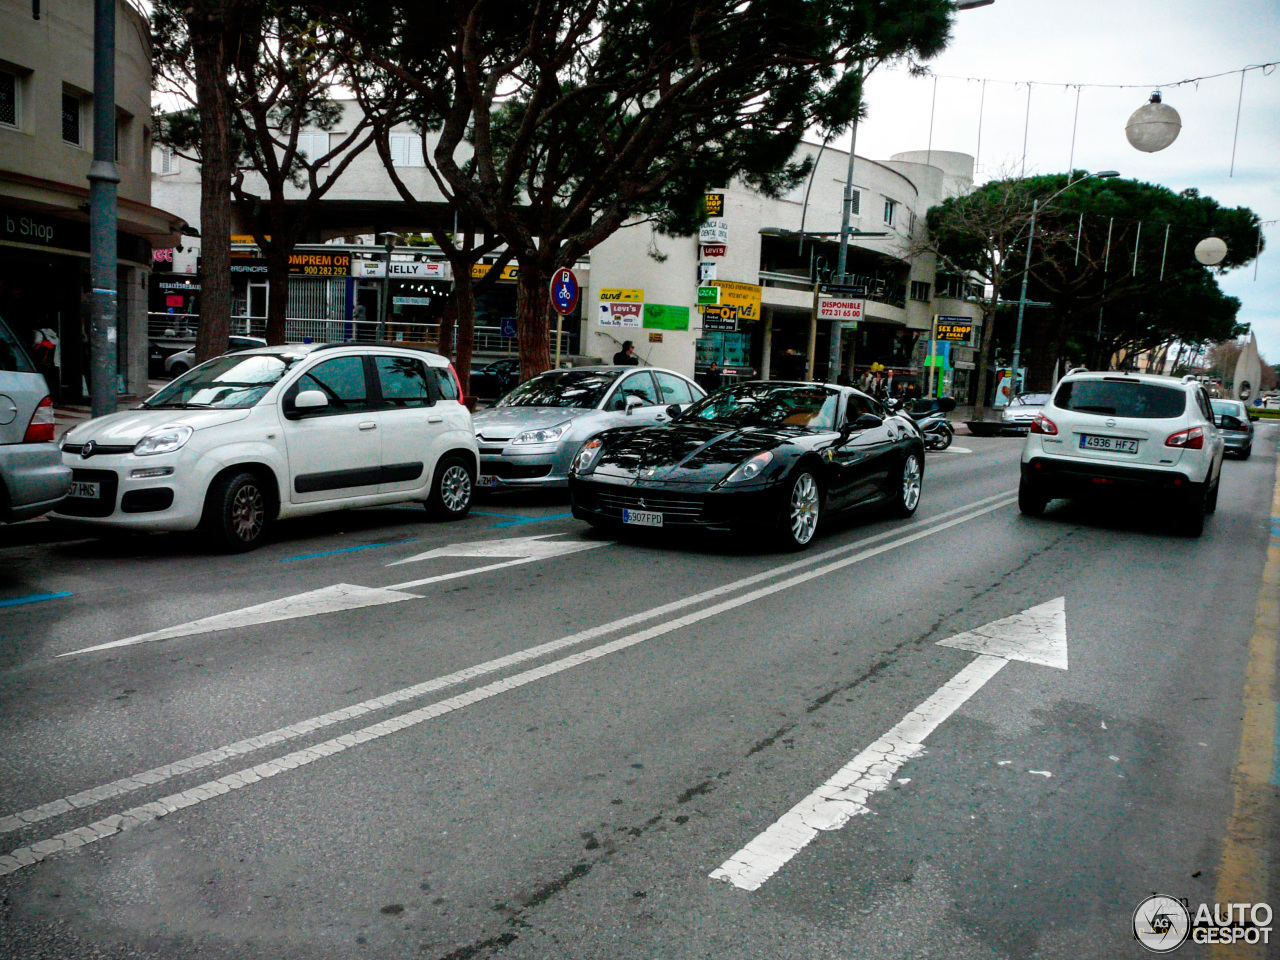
(0, 591), (72, 609)
(489, 513), (575, 529)
(471, 511), (525, 520)
(280, 539), (418, 562)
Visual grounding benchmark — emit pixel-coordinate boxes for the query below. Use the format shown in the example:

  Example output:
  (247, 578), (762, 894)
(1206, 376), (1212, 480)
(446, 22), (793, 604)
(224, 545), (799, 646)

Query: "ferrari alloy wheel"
(778, 470), (820, 550)
(892, 453), (922, 517)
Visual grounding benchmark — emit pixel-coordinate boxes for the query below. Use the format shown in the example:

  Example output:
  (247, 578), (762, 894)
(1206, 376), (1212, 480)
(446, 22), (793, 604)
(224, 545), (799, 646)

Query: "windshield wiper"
(143, 401), (213, 409)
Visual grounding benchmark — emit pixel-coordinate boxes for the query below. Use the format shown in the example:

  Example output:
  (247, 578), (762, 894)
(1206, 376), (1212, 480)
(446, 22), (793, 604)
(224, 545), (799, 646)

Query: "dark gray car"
(1210, 398), (1255, 458)
(0, 316), (71, 522)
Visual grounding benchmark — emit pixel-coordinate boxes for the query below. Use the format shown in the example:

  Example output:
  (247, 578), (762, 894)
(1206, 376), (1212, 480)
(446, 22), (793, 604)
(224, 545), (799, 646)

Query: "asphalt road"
(1, 432), (1276, 959)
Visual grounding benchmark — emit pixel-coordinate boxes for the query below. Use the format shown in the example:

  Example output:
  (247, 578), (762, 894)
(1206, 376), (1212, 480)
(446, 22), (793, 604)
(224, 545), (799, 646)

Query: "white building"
(1, 0), (185, 399)
(584, 147), (983, 398)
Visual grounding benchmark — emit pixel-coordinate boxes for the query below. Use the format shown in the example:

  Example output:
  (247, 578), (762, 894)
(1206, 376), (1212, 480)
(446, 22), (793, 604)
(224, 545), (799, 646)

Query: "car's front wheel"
(426, 455), (474, 521)
(776, 469), (821, 550)
(205, 470), (270, 552)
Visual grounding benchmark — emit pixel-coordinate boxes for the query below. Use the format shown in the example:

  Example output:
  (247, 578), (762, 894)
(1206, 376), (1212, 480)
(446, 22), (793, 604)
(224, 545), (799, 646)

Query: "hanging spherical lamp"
(1125, 91), (1182, 153)
(1194, 237), (1228, 265)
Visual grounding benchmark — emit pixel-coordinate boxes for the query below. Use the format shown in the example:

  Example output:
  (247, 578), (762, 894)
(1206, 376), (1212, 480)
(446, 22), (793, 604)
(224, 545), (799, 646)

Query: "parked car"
(568, 381), (925, 550)
(165, 336), (267, 377)
(471, 366), (704, 490)
(0, 315), (72, 522)
(1000, 392), (1051, 434)
(469, 358), (520, 402)
(1210, 398), (1256, 459)
(53, 343), (477, 551)
(1019, 371), (1224, 537)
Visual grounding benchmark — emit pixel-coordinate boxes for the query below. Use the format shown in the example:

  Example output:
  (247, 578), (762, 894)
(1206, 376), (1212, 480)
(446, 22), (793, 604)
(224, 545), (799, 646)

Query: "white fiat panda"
(53, 343), (478, 550)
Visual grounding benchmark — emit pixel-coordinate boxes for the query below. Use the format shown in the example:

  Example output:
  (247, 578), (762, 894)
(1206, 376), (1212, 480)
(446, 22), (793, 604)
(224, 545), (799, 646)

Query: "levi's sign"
(701, 243), (727, 258)
(598, 302), (642, 328)
(817, 299), (864, 322)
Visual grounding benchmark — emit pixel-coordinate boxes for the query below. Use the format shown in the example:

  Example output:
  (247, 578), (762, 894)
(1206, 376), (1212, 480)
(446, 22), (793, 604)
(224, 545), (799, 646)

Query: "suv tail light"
(1165, 426), (1204, 449)
(1029, 413), (1058, 436)
(23, 396), (55, 443)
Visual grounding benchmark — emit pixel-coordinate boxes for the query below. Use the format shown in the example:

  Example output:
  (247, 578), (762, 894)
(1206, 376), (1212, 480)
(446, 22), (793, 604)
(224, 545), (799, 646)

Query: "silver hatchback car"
(471, 366), (705, 489)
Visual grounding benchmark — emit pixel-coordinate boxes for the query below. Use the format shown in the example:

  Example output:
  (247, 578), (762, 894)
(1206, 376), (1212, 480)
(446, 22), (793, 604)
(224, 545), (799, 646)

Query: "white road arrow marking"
(386, 533), (602, 566)
(59, 584), (422, 657)
(58, 534), (607, 658)
(710, 597), (1068, 892)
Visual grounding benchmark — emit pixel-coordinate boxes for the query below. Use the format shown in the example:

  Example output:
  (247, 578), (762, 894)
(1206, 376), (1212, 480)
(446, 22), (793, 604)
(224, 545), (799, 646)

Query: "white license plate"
(68, 480), (101, 499)
(1080, 435), (1139, 454)
(476, 475), (499, 487)
(622, 509), (663, 527)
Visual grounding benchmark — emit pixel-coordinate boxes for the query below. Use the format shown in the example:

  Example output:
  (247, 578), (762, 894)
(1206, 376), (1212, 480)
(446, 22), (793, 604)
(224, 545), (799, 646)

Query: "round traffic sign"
(550, 268), (580, 316)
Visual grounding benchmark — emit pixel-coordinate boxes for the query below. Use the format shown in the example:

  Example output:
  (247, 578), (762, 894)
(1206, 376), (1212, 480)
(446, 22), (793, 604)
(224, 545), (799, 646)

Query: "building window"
(159, 146), (179, 174)
(882, 198), (896, 226)
(296, 131), (332, 166)
(833, 184), (861, 216)
(0, 71), (18, 129)
(61, 92), (81, 145)
(910, 280), (931, 302)
(389, 133), (425, 167)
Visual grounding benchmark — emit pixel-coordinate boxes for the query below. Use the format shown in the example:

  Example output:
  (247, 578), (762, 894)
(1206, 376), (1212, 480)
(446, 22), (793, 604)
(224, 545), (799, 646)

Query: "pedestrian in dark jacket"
(613, 341), (639, 365)
(700, 361), (722, 393)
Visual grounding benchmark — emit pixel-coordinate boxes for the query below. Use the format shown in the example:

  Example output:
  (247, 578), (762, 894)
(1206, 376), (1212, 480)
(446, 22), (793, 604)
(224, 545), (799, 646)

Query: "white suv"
(53, 343), (478, 550)
(1019, 371), (1224, 537)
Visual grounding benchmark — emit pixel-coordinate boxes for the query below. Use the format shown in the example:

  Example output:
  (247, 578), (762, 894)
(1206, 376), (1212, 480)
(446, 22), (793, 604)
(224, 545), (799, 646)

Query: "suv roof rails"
(308, 340), (444, 356)
(1181, 373), (1201, 383)
(1064, 366), (1089, 376)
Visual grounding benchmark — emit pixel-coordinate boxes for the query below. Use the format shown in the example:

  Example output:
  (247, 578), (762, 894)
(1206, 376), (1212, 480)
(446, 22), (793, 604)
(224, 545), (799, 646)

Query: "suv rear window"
(1054, 379), (1186, 419)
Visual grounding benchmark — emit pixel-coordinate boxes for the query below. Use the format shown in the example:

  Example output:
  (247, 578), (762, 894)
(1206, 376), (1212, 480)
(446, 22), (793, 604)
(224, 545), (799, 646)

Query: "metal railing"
(148, 314), (568, 355)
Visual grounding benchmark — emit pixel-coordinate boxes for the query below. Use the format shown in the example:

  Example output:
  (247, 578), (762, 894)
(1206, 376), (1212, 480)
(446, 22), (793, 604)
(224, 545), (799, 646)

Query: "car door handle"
(358, 421), (377, 431)
(427, 415), (444, 423)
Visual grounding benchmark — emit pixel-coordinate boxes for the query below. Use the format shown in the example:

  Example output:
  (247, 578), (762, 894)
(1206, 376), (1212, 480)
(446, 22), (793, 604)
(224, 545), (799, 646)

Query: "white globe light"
(1195, 237), (1228, 265)
(1125, 92), (1182, 153)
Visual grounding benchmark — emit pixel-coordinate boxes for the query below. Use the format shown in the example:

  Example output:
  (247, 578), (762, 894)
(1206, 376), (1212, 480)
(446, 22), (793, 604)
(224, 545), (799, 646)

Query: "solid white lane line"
(12, 493), (1014, 836)
(709, 655), (1009, 892)
(0, 495), (1016, 870)
(709, 597), (1068, 891)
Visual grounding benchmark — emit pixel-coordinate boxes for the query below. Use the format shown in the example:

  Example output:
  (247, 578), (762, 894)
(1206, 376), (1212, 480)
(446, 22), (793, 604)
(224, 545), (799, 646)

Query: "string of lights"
(914, 60), (1279, 91)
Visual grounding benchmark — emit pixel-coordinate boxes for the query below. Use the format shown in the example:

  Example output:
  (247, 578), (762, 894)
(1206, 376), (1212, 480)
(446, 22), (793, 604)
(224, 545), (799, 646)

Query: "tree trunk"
(189, 11), (234, 363)
(971, 303), (999, 420)
(437, 294), (457, 361)
(264, 247), (290, 344)
(453, 273), (477, 397)
(515, 264), (551, 381)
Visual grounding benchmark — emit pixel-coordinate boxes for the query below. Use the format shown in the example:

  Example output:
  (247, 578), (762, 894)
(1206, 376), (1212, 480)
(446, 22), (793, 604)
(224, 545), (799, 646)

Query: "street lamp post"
(1010, 170), (1119, 391)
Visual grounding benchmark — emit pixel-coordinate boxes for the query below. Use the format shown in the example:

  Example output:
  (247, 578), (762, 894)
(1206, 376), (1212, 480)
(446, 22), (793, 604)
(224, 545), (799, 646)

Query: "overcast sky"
(847, 0), (1279, 361)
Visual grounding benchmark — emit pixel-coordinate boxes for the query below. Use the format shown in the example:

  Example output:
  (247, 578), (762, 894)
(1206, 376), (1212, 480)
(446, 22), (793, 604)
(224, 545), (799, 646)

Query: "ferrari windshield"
(497, 370), (622, 409)
(682, 384), (840, 430)
(144, 354), (298, 410)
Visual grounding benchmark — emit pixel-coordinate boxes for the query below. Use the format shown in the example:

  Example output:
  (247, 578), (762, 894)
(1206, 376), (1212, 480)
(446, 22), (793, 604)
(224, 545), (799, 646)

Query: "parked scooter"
(905, 396), (957, 451)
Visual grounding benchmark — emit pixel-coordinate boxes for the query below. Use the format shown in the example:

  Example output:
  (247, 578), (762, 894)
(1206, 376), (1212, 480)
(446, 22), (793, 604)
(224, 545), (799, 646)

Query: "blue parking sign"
(550, 268), (580, 316)
(500, 317), (518, 338)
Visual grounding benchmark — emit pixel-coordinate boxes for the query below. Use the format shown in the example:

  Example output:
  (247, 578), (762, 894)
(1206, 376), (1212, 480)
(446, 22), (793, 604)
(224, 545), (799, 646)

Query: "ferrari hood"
(591, 422), (803, 483)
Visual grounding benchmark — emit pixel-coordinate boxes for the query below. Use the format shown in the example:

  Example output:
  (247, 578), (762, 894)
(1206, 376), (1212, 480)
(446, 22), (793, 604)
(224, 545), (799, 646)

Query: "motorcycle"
(902, 396), (957, 451)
